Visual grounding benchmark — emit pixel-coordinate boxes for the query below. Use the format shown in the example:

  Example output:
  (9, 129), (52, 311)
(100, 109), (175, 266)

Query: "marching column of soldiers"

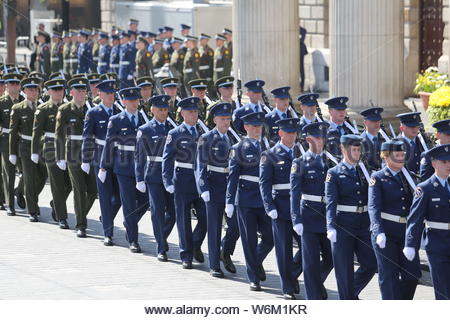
(0, 17), (449, 301)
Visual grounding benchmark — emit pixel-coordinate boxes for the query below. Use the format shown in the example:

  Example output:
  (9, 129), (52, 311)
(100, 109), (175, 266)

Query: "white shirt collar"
(434, 174), (449, 188)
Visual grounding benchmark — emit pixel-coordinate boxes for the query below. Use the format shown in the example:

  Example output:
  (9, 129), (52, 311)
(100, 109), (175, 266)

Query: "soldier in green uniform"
(36, 31), (51, 78)
(50, 32), (63, 73)
(213, 34), (232, 83)
(182, 35), (201, 96)
(176, 79), (209, 122)
(152, 39), (170, 78)
(223, 28), (233, 57)
(69, 31), (79, 76)
(87, 73), (101, 104)
(31, 79), (72, 228)
(135, 36), (154, 78)
(91, 29), (100, 73)
(0, 73), (24, 215)
(169, 37), (185, 79)
(198, 34), (215, 98)
(55, 78), (97, 237)
(160, 77), (181, 121)
(9, 77), (48, 222)
(62, 31), (72, 75)
(136, 76), (154, 120)
(205, 76), (236, 128)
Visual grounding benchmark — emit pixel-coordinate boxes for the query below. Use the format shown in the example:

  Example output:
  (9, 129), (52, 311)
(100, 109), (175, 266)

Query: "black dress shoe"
(249, 282), (261, 291)
(257, 264), (266, 281)
(283, 293), (297, 300)
(76, 229), (87, 238)
(50, 201), (57, 222)
(193, 247), (204, 263)
(7, 208), (15, 216)
(129, 242), (141, 253)
(157, 253), (168, 262)
(321, 284), (328, 300)
(210, 269), (225, 278)
(0, 203), (5, 210)
(294, 280), (300, 294)
(59, 219), (69, 229)
(16, 192), (25, 209)
(29, 214), (39, 222)
(220, 250), (236, 273)
(182, 261), (193, 269)
(103, 237), (114, 246)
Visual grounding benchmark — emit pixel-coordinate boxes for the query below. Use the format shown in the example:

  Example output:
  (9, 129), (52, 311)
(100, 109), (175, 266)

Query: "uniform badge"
(369, 177), (376, 186)
(414, 187), (423, 198)
(35, 110), (40, 115)
(224, 49), (229, 55)
(229, 149), (235, 159)
(146, 52), (151, 57)
(107, 120), (113, 128)
(137, 130), (142, 139)
(420, 157), (426, 165)
(325, 173), (331, 182)
(166, 134), (172, 144)
(291, 162), (297, 174)
(199, 179), (204, 187)
(260, 154), (267, 164)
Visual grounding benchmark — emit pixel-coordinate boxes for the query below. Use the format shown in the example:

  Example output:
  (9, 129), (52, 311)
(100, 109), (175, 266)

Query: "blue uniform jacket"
(419, 151), (434, 181)
(226, 137), (263, 208)
(135, 118), (171, 185)
(119, 43), (134, 80)
(368, 166), (414, 240)
(100, 111), (144, 177)
(109, 45), (120, 73)
(162, 123), (199, 194)
(325, 162), (370, 233)
(77, 42), (93, 73)
(98, 44), (111, 74)
(397, 135), (425, 174)
(360, 131), (382, 171)
(232, 103), (258, 135)
(259, 143), (294, 221)
(196, 128), (231, 203)
(290, 152), (328, 233)
(405, 175), (450, 254)
(264, 109), (296, 145)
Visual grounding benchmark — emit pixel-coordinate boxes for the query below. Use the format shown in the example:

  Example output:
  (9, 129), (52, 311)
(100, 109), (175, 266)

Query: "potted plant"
(413, 67), (450, 110)
(427, 86), (450, 127)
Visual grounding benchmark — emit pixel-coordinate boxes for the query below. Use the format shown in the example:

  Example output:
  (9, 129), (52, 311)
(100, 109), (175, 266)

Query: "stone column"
(101, 0), (116, 32)
(232, 0), (300, 101)
(329, 0), (404, 116)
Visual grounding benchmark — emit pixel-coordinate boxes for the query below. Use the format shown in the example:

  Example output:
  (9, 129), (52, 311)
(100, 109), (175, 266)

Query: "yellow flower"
(429, 86), (450, 108)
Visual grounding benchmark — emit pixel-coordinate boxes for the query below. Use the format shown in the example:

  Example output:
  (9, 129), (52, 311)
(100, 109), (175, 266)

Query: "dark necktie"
(410, 140), (416, 150)
(255, 140), (260, 151)
(349, 166), (356, 177)
(254, 104), (260, 113)
(373, 136), (378, 148)
(108, 109), (112, 117)
(445, 180), (450, 193)
(288, 149), (293, 159)
(281, 112), (287, 119)
(131, 115), (136, 128)
(190, 126), (196, 138)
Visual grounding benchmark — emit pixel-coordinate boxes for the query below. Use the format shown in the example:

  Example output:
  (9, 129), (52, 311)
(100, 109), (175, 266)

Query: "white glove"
(56, 160), (66, 171)
(376, 233), (387, 249)
(267, 209), (278, 220)
(166, 185), (174, 194)
(403, 247), (416, 261)
(201, 191), (210, 202)
(293, 223), (304, 236)
(31, 153), (39, 164)
(327, 229), (337, 243)
(225, 204), (234, 218)
(8, 155), (17, 165)
(81, 162), (90, 174)
(136, 181), (146, 193)
(127, 74), (133, 80)
(98, 170), (107, 183)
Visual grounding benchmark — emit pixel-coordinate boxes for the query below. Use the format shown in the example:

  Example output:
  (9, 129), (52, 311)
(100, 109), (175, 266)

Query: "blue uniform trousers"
(116, 174), (148, 243)
(272, 218), (303, 294)
(147, 183), (176, 254)
(331, 229), (377, 299)
(302, 231), (333, 299)
(174, 192), (207, 262)
(371, 234), (420, 300)
(94, 166), (121, 237)
(427, 252), (450, 300)
(221, 212), (240, 256)
(236, 206), (274, 284)
(206, 200), (225, 270)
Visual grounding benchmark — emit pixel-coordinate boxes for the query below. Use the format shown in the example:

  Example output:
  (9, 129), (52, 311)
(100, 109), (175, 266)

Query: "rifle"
(260, 88), (271, 113)
(412, 101), (431, 151)
(288, 93), (299, 119)
(236, 69), (243, 108)
(310, 85), (324, 121)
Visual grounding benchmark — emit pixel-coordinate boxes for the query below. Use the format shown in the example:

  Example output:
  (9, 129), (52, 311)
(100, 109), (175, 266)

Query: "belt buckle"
(357, 206), (364, 214)
(224, 167), (229, 173)
(399, 217), (407, 223)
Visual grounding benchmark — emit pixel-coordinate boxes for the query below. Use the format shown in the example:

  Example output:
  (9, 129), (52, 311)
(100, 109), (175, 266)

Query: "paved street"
(0, 180), (436, 300)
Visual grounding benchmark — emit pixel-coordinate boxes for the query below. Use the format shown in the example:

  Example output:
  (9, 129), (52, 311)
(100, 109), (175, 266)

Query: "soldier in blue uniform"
(118, 32), (134, 89)
(404, 144), (450, 300)
(264, 86), (297, 146)
(163, 26), (174, 55)
(97, 33), (111, 75)
(297, 93), (321, 132)
(99, 87), (148, 253)
(396, 112), (425, 175)
(76, 30), (93, 74)
(324, 96), (353, 159)
(109, 34), (120, 74)
(196, 102), (234, 278)
(82, 80), (122, 246)
(290, 122), (333, 300)
(360, 107), (384, 171)
(135, 95), (176, 262)
(225, 112), (274, 291)
(232, 80), (266, 135)
(325, 134), (377, 300)
(260, 118), (303, 300)
(162, 97), (207, 269)
(368, 139), (421, 299)
(420, 119), (450, 181)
